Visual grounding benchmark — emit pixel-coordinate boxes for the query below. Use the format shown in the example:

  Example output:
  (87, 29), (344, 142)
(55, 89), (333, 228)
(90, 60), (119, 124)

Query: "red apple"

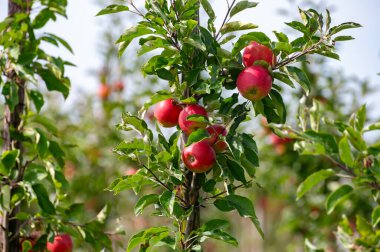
(178, 104), (208, 135)
(243, 41), (276, 67)
(270, 133), (292, 145)
(114, 81), (125, 92)
(182, 141), (216, 173)
(206, 125), (228, 153)
(98, 84), (111, 100)
(47, 234), (73, 252)
(237, 66), (272, 101)
(125, 167), (137, 175)
(154, 99), (183, 127)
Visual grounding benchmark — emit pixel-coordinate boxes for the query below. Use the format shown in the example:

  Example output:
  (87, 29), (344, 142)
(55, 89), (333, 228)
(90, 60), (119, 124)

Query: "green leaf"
(328, 22), (361, 36)
(107, 174), (154, 195)
(186, 129), (210, 146)
(355, 105), (366, 132)
(135, 194), (159, 215)
(183, 37), (206, 51)
(159, 190), (176, 215)
(220, 21), (258, 35)
(296, 169), (335, 200)
(356, 215), (373, 237)
(286, 66), (311, 95)
(200, 0), (215, 18)
(29, 90), (45, 113)
(143, 91), (172, 110)
(224, 195), (263, 238)
(230, 1), (258, 17)
(371, 206), (380, 227)
(285, 21), (309, 35)
(227, 159), (246, 183)
(201, 219), (229, 231)
(116, 25), (153, 57)
(156, 68), (176, 81)
(339, 136), (354, 167)
(325, 185), (353, 214)
(199, 229), (238, 247)
(127, 226), (169, 252)
(273, 72), (295, 88)
(32, 184), (56, 215)
(334, 35), (355, 41)
(231, 32), (271, 56)
(45, 33), (74, 54)
(96, 4), (129, 16)
(0, 150), (20, 175)
(33, 8), (55, 29)
(39, 69), (70, 98)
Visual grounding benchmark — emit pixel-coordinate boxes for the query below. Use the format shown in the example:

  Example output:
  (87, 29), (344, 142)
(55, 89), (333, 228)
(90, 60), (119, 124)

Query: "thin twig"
(215, 0), (236, 40)
(202, 181), (250, 201)
(141, 164), (188, 206)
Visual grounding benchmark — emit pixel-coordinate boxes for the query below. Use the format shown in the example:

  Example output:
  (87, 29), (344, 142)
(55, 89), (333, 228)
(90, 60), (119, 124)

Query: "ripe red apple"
(243, 41), (276, 67)
(114, 81), (125, 92)
(237, 66), (272, 101)
(206, 125), (228, 153)
(125, 167), (137, 175)
(47, 234), (73, 252)
(182, 141), (216, 173)
(98, 84), (111, 100)
(178, 104), (208, 135)
(154, 99), (183, 127)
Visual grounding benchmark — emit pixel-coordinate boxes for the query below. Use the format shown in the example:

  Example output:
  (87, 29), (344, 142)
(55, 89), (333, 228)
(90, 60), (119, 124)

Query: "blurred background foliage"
(35, 0), (379, 251)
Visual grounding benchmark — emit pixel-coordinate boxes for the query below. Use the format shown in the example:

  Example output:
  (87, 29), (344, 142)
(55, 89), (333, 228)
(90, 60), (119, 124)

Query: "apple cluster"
(237, 41), (276, 101)
(154, 99), (227, 173)
(152, 42), (276, 173)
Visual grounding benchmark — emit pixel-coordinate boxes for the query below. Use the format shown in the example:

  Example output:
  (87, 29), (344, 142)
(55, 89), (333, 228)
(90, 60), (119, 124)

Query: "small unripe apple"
(206, 125), (228, 153)
(47, 234), (73, 252)
(243, 41), (276, 67)
(237, 66), (272, 101)
(98, 84), (111, 100)
(154, 99), (183, 127)
(178, 104), (208, 135)
(182, 141), (216, 173)
(114, 81), (125, 92)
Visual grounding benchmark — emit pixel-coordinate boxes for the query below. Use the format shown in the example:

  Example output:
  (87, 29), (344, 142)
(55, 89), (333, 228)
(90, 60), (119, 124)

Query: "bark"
(1, 1), (29, 251)
(183, 3), (202, 251)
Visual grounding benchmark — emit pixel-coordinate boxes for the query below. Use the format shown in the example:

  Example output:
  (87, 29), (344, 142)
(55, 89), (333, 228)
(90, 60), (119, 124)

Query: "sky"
(1, 0), (380, 112)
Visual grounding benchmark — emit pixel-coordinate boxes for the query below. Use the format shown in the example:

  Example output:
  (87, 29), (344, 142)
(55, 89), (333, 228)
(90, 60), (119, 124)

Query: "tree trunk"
(183, 3), (202, 251)
(1, 1), (29, 251)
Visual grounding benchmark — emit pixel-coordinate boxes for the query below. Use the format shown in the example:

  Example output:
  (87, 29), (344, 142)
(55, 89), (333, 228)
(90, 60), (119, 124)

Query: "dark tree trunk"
(1, 1), (30, 251)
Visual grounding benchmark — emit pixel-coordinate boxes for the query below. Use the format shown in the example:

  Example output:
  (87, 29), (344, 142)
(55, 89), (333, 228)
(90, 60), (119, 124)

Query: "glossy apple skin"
(154, 99), (183, 128)
(243, 41), (276, 67)
(178, 104), (208, 135)
(182, 141), (216, 173)
(98, 84), (111, 100)
(46, 234), (73, 252)
(206, 125), (228, 153)
(237, 66), (272, 101)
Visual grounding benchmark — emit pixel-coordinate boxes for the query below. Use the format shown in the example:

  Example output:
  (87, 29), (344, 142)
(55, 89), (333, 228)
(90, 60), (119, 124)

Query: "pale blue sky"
(1, 0), (379, 110)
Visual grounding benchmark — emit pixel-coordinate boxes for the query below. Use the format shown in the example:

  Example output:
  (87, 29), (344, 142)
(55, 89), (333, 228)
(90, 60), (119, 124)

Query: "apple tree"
(98, 0), (360, 251)
(0, 0), (112, 251)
